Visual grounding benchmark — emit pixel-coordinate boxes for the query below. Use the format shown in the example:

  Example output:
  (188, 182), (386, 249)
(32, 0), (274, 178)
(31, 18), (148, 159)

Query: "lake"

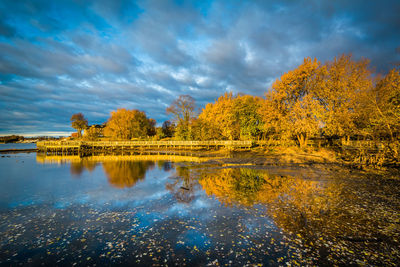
(0, 143), (36, 150)
(0, 151), (399, 265)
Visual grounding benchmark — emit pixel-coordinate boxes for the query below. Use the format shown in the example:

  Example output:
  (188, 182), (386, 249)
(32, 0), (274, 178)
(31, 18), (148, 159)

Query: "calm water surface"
(0, 152), (399, 265)
(0, 143), (36, 150)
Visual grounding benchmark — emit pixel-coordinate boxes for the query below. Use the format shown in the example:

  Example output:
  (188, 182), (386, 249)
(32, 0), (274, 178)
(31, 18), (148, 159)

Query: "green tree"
(234, 94), (264, 140)
(70, 113), (88, 138)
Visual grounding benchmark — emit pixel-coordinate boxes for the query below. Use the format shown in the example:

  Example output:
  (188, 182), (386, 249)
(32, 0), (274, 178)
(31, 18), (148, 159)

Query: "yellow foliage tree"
(198, 93), (263, 140)
(83, 125), (104, 140)
(104, 108), (155, 140)
(190, 117), (221, 141)
(369, 68), (400, 141)
(261, 57), (323, 147)
(199, 92), (238, 140)
(316, 54), (373, 143)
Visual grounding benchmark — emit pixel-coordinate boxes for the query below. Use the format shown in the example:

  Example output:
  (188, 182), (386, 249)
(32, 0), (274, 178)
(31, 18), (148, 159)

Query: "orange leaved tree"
(316, 54), (373, 144)
(104, 108), (155, 140)
(261, 57), (323, 148)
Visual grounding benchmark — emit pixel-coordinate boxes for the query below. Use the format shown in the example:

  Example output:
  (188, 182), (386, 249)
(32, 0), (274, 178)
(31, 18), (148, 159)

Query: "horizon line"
(0, 131), (72, 138)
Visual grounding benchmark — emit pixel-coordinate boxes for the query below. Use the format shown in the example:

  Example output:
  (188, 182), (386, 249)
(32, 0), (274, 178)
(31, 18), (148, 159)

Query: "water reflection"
(38, 153), (204, 201)
(1, 153), (397, 265)
(199, 168), (345, 236)
(33, 154), (400, 246)
(70, 160), (98, 176)
(36, 152), (213, 165)
(36, 153), (209, 189)
(198, 168), (400, 265)
(103, 160), (155, 188)
(166, 166), (199, 203)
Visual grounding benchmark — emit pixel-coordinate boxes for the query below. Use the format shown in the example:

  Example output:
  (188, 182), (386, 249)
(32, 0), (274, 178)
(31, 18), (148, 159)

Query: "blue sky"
(0, 0), (399, 136)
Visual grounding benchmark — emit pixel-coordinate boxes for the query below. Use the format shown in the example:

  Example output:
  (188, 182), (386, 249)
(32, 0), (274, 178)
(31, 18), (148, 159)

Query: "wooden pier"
(37, 140), (253, 153)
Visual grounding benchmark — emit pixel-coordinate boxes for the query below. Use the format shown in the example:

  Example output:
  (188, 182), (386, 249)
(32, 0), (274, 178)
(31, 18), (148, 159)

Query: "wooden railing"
(255, 139), (386, 150)
(37, 140), (253, 150)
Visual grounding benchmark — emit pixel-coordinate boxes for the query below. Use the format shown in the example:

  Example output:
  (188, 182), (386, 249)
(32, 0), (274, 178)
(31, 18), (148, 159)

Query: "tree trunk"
(341, 135), (350, 146)
(297, 134), (308, 148)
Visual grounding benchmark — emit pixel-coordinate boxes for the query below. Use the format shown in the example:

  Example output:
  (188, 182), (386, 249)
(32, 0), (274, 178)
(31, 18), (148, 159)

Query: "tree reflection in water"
(157, 160), (173, 172)
(35, 152), (400, 264)
(67, 156), (197, 200)
(67, 158), (176, 188)
(199, 168), (348, 237)
(102, 161), (155, 188)
(198, 168), (400, 264)
(70, 160), (98, 176)
(166, 166), (198, 203)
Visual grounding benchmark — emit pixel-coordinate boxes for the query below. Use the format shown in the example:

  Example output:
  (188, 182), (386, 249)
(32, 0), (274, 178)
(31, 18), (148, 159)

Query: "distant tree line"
(0, 135), (59, 143)
(0, 135), (24, 143)
(70, 54), (399, 154)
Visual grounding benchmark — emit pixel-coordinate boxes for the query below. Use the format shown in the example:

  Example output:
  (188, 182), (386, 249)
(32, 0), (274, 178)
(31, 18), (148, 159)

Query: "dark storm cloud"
(0, 0), (399, 135)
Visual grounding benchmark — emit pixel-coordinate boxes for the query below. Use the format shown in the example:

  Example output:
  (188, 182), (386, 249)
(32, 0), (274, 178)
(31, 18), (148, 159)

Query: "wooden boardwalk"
(37, 140), (253, 153)
(36, 153), (213, 164)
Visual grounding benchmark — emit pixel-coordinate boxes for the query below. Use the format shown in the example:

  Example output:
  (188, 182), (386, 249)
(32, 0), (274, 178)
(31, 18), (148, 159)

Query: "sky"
(0, 0), (399, 137)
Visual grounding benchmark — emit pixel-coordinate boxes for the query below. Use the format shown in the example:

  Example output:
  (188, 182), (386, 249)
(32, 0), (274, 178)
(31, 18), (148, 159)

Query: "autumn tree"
(197, 93), (264, 141)
(369, 68), (400, 141)
(147, 118), (156, 137)
(198, 92), (238, 140)
(161, 120), (175, 138)
(189, 117), (219, 140)
(70, 113), (88, 138)
(166, 95), (196, 140)
(234, 94), (264, 140)
(104, 108), (155, 140)
(83, 125), (104, 140)
(261, 57), (323, 148)
(316, 55), (373, 143)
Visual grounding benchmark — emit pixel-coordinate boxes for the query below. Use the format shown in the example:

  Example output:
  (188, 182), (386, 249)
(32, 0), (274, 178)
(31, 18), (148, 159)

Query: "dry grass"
(269, 146), (338, 164)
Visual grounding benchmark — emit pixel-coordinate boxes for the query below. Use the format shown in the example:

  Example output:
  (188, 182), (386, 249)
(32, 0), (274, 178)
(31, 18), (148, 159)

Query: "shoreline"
(0, 148), (38, 153)
(3, 147), (399, 170)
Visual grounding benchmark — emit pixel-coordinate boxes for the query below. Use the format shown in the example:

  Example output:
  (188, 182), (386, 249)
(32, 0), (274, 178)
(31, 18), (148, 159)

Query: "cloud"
(0, 0), (399, 136)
